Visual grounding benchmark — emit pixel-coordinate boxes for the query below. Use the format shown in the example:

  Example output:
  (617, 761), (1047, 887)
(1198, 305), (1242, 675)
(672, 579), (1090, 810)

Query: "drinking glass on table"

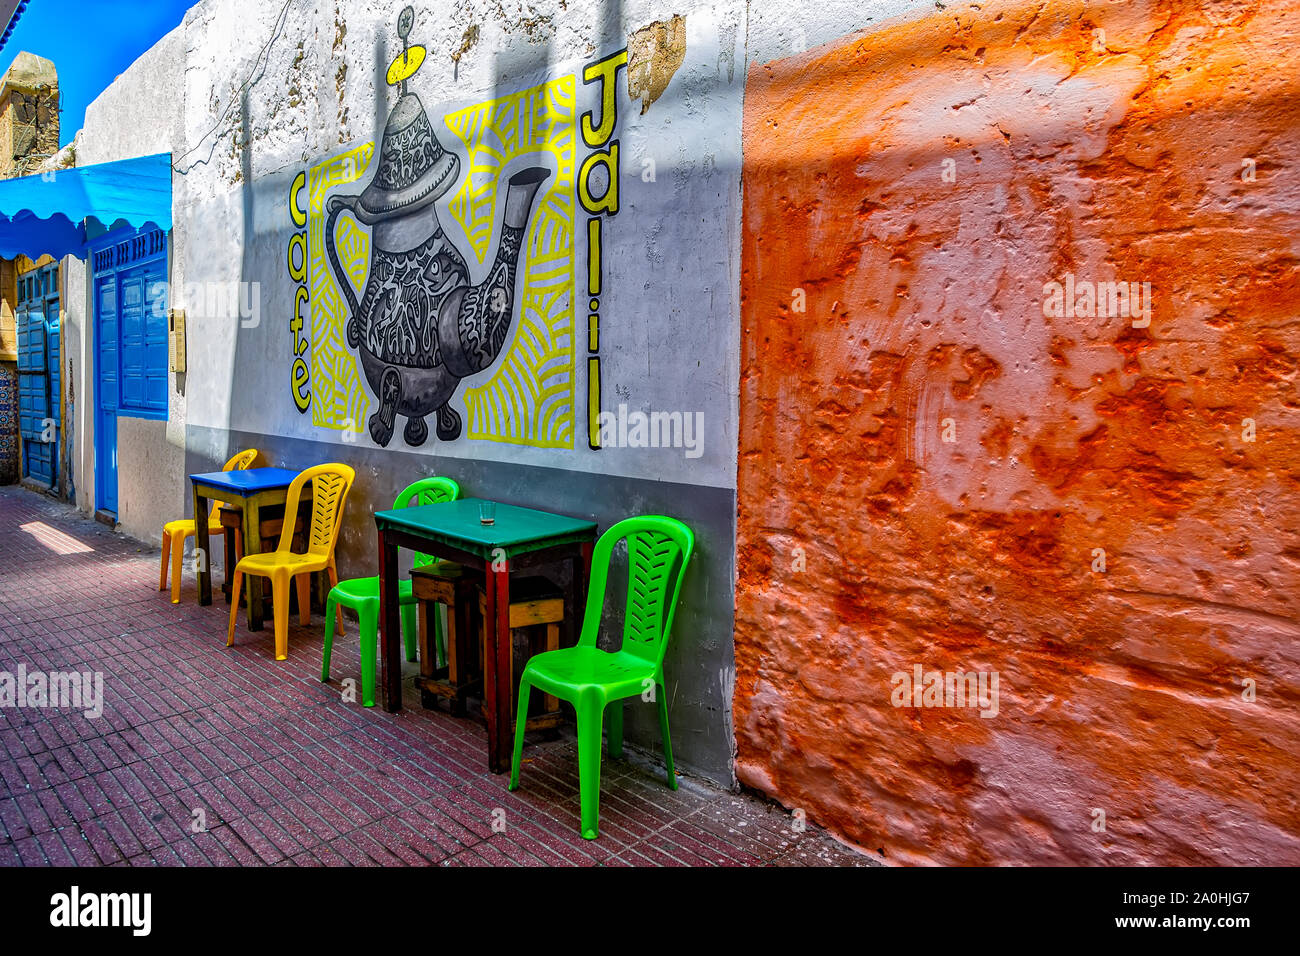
(479, 501), (496, 525)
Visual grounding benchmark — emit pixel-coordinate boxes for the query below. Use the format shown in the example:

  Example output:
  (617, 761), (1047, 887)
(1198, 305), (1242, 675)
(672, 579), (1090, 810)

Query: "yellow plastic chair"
(159, 448), (259, 603)
(227, 463), (355, 661)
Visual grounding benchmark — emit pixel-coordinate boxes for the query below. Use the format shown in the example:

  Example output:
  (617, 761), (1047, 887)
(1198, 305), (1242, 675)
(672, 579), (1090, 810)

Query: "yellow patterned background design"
(444, 76), (577, 448)
(308, 144), (374, 433)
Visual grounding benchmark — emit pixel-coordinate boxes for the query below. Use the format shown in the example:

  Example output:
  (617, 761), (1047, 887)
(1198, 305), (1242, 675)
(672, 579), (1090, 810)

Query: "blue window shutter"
(94, 228), (168, 420)
(97, 278), (119, 412)
(145, 276), (169, 410)
(120, 274), (147, 410)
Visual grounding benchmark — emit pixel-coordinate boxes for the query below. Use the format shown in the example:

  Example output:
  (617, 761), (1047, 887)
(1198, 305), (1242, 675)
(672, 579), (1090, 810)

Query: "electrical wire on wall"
(171, 0), (293, 174)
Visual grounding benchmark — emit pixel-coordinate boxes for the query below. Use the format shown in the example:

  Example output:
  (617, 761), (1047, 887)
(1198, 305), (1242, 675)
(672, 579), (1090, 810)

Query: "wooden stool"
(475, 576), (565, 733)
(218, 502), (315, 612)
(411, 562), (480, 716)
(414, 569), (566, 735)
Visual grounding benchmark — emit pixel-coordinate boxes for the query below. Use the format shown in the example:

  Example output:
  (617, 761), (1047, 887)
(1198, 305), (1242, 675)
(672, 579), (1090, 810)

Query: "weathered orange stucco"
(736, 0), (1300, 864)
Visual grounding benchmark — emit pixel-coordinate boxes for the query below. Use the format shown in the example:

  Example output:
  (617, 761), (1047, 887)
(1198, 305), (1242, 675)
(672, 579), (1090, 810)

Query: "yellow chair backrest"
(224, 449), (259, 472)
(212, 449), (261, 514)
(275, 463), (356, 557)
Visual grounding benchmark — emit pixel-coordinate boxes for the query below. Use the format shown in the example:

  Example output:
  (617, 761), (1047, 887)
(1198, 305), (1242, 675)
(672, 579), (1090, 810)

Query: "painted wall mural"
(446, 76), (576, 448)
(287, 6), (628, 453)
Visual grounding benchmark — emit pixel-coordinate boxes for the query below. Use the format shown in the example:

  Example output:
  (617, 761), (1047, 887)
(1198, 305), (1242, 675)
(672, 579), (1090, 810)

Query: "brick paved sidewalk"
(0, 486), (873, 867)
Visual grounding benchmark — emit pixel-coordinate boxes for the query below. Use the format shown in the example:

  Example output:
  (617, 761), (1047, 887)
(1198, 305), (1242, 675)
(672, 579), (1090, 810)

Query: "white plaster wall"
(65, 252), (89, 513)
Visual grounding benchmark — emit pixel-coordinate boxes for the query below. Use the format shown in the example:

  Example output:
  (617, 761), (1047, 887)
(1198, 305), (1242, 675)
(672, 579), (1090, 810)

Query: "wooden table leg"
(580, 540), (593, 607)
(544, 622), (560, 714)
(451, 577), (472, 717)
(483, 561), (512, 774)
(568, 540), (594, 644)
(243, 495), (264, 631)
(222, 524), (236, 604)
(482, 567), (499, 771)
(417, 599), (434, 681)
(495, 565), (512, 773)
(379, 528), (403, 713)
(194, 487), (212, 606)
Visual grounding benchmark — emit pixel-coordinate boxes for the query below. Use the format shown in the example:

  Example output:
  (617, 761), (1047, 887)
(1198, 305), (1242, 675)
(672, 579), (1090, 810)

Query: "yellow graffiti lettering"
(288, 170), (310, 413)
(291, 357), (310, 412)
(586, 217), (602, 295)
(288, 231), (308, 284)
(291, 286), (308, 338)
(580, 49), (626, 452)
(581, 49), (628, 147)
(587, 356), (602, 450)
(289, 171), (307, 228)
(578, 144), (620, 216)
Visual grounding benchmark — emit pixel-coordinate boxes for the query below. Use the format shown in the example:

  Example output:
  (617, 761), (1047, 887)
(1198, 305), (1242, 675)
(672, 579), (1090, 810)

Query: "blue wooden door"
(17, 300), (57, 489)
(91, 227), (169, 517)
(96, 276), (119, 515)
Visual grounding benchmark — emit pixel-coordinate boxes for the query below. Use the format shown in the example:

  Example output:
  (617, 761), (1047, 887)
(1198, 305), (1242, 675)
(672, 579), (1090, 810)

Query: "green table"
(374, 498), (597, 772)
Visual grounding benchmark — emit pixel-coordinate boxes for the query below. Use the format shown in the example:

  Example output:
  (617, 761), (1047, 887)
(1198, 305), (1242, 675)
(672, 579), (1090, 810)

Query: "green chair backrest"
(395, 476), (461, 568)
(578, 515), (694, 668)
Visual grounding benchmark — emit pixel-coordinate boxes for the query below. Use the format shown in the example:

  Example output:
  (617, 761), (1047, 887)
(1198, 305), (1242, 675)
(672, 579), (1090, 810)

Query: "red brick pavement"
(0, 486), (874, 867)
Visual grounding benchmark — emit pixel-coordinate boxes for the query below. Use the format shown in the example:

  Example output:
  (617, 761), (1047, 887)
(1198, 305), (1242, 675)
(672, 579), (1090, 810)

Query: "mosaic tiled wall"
(0, 363), (17, 484)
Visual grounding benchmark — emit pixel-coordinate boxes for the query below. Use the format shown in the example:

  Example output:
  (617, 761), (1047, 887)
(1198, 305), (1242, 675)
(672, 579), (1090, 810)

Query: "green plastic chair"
(321, 476), (460, 707)
(509, 515), (694, 839)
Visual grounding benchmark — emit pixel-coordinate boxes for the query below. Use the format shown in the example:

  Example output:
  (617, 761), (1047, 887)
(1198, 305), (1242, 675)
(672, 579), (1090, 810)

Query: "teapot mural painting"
(323, 7), (549, 446)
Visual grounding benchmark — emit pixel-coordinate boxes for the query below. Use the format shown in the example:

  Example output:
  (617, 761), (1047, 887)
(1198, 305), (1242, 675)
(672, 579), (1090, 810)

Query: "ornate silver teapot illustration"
(323, 7), (549, 446)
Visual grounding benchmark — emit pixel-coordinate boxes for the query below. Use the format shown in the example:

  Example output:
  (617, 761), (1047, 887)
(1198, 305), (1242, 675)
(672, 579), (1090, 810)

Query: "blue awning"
(0, 153), (173, 260)
(0, 2), (30, 59)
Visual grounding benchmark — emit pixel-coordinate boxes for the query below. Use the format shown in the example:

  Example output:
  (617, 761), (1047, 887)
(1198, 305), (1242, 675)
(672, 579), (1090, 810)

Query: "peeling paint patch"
(286, 41), (305, 109)
(451, 24), (479, 67)
(334, 7), (349, 143)
(488, 1), (554, 42)
(718, 21), (737, 84)
(628, 15), (686, 115)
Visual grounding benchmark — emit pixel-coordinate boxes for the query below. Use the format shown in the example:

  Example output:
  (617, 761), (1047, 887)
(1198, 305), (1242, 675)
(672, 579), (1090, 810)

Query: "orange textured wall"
(736, 0), (1300, 864)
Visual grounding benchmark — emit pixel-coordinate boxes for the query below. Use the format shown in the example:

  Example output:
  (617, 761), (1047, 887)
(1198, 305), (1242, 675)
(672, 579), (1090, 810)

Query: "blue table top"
(189, 467), (302, 495)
